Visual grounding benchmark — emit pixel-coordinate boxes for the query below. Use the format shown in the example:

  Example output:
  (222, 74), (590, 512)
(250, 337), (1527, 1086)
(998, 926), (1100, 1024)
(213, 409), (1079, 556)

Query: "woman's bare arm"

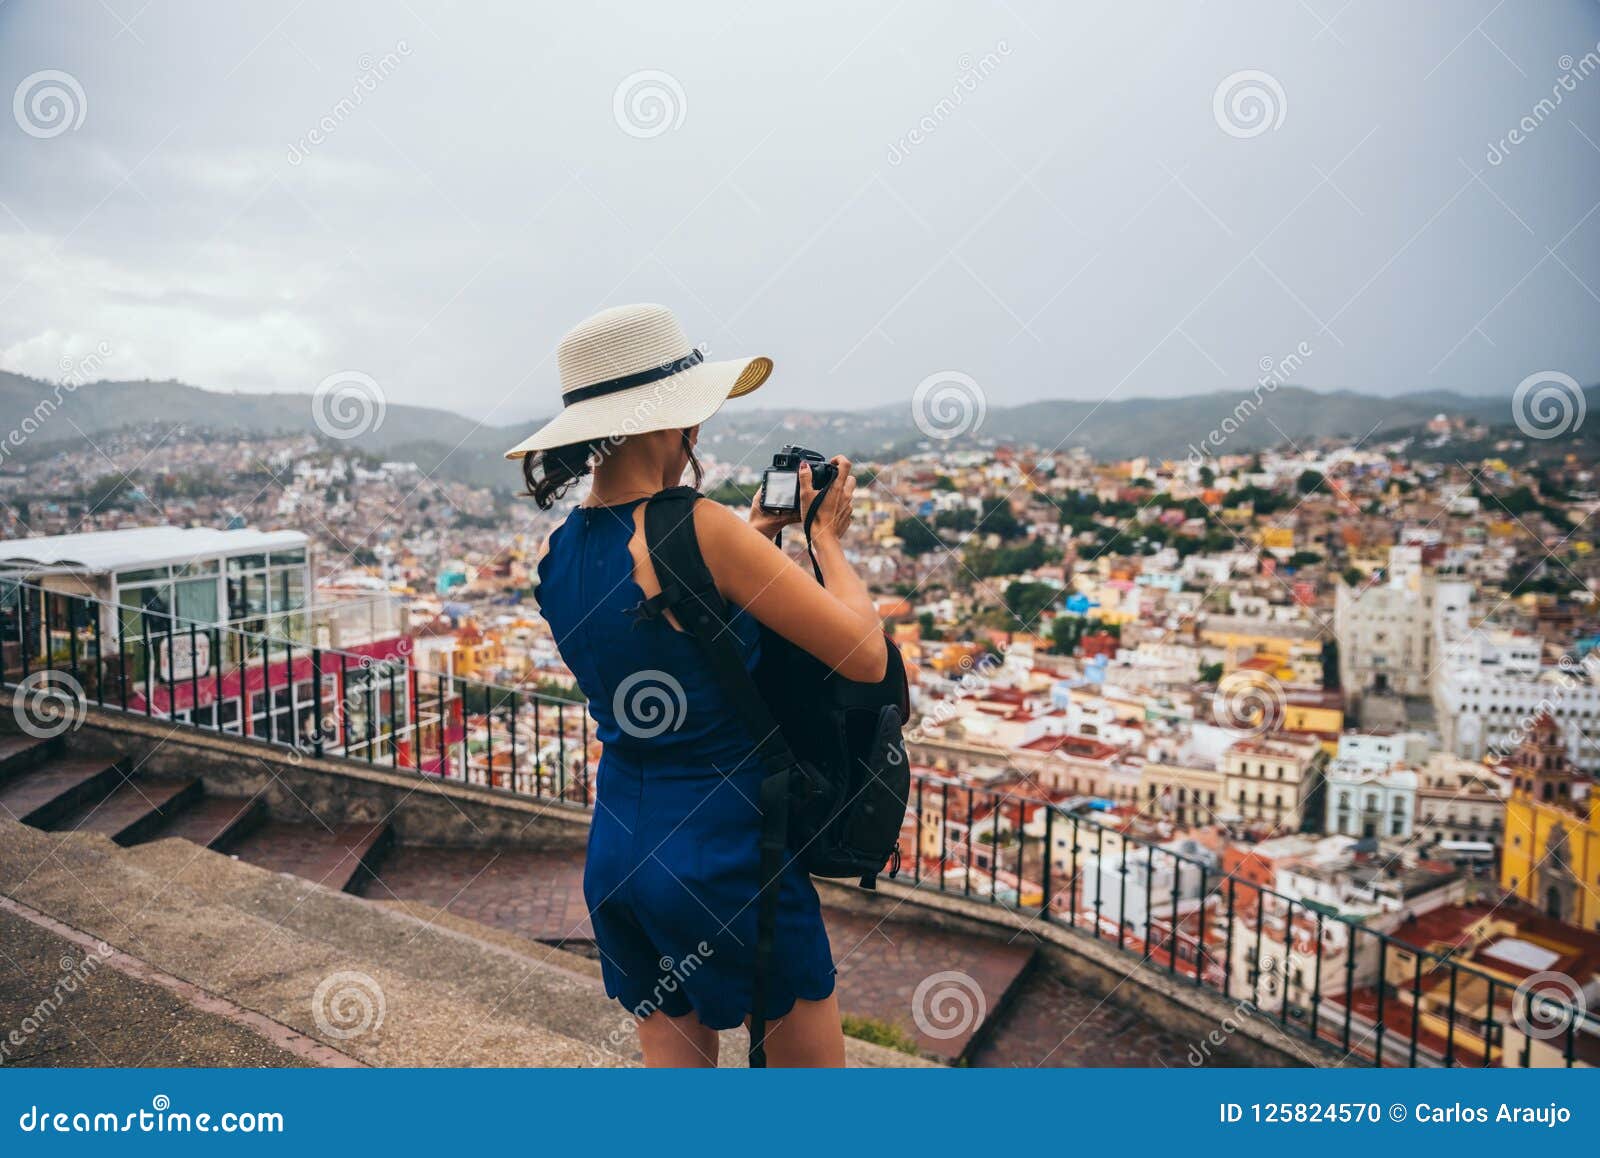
(692, 476), (888, 683)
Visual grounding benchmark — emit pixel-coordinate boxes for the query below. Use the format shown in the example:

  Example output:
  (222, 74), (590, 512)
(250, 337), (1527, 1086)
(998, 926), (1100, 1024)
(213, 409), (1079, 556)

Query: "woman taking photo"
(505, 303), (888, 1067)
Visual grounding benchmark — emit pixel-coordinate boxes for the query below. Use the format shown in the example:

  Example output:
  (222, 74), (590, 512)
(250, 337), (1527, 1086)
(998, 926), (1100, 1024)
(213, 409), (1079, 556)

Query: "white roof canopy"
(0, 527), (309, 575)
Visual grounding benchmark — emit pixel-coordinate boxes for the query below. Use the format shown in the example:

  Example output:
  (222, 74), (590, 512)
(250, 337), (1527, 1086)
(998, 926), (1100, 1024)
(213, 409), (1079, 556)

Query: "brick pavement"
(252, 837), (1220, 1067)
(227, 820), (388, 893)
(369, 845), (595, 945)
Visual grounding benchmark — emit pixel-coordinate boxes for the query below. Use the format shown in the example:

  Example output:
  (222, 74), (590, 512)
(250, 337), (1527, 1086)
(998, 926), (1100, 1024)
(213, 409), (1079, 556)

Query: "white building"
(1333, 545), (1471, 700)
(1325, 760), (1417, 839)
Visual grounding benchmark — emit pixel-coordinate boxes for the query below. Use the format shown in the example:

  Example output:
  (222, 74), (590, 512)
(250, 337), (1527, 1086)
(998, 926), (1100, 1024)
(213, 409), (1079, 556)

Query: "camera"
(760, 445), (837, 514)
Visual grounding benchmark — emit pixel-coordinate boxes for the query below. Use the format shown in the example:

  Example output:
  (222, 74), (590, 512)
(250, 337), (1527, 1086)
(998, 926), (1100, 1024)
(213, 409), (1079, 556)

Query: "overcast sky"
(1, 1), (1598, 424)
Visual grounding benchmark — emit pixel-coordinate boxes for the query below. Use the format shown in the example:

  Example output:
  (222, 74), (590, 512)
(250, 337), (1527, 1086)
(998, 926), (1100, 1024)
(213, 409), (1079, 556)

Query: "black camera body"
(760, 445), (837, 514)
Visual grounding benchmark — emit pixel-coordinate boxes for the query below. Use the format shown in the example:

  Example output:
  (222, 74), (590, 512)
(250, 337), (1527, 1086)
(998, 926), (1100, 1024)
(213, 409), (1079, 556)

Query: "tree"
(1003, 581), (1058, 631)
(894, 518), (945, 557)
(1297, 469), (1325, 494)
(1287, 550), (1323, 568)
(1199, 661), (1224, 684)
(978, 497), (1024, 540)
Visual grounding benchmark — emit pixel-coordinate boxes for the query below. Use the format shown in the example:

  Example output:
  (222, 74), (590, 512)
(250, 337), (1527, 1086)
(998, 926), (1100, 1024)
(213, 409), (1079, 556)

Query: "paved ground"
(372, 845), (1195, 1066)
(969, 968), (1248, 1068)
(369, 845), (595, 945)
(826, 907), (1035, 1061)
(0, 909), (311, 1068)
(227, 820), (387, 893)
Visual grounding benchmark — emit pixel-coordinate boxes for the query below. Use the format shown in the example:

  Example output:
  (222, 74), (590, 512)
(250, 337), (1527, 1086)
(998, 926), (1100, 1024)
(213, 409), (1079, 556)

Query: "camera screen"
(762, 469), (799, 510)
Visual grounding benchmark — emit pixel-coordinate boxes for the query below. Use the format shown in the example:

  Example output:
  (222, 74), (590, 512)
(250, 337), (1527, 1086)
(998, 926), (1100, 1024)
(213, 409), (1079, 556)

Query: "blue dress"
(536, 498), (836, 1028)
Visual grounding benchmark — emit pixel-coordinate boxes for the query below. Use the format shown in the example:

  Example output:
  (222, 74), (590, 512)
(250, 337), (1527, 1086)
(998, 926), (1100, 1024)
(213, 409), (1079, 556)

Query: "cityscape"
(1, 393), (1596, 1069)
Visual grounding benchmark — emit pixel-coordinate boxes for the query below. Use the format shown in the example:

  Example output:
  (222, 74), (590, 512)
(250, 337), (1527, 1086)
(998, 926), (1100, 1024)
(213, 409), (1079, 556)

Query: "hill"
(1, 370), (1591, 489)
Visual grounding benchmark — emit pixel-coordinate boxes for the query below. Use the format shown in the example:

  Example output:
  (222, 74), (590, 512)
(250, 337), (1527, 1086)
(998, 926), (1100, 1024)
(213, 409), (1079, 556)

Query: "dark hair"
(522, 430), (703, 510)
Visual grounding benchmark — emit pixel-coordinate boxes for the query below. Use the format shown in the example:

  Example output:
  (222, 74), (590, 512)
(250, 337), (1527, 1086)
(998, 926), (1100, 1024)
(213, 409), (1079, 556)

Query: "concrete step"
(227, 819), (394, 894)
(0, 815), (611, 1067)
(0, 757), (122, 827)
(0, 733), (61, 786)
(150, 793), (268, 851)
(0, 905), (323, 1068)
(50, 775), (202, 846)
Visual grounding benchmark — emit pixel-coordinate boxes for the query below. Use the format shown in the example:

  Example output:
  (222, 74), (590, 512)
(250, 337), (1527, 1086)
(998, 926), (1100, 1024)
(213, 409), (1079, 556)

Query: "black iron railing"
(2, 578), (1593, 1068)
(900, 770), (1597, 1068)
(1, 579), (593, 803)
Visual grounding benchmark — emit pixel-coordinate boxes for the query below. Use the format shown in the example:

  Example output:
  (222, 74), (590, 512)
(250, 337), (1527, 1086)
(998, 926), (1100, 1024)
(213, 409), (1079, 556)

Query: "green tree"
(1003, 581), (1058, 630)
(894, 518), (945, 557)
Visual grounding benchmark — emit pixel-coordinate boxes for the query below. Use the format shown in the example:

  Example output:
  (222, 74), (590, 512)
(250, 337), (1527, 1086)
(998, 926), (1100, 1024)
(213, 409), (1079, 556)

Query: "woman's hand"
(802, 456), (856, 539)
(747, 484), (799, 541)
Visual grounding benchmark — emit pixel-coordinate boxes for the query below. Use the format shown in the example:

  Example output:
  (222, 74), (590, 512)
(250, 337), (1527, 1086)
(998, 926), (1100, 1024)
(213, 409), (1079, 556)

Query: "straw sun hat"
(501, 303), (772, 458)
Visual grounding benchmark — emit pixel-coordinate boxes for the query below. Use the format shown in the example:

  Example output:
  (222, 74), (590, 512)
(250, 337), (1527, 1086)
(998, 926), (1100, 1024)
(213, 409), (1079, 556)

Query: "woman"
(504, 304), (887, 1067)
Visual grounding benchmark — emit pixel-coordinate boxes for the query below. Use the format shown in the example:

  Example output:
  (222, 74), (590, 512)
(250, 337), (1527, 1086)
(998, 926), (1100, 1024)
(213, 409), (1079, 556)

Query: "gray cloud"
(1, 0), (1597, 426)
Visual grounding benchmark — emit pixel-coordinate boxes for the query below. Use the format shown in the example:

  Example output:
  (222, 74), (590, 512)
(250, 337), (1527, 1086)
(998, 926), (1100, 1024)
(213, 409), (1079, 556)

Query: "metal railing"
(2, 578), (1594, 1068)
(901, 771), (1597, 1068)
(1, 579), (593, 804)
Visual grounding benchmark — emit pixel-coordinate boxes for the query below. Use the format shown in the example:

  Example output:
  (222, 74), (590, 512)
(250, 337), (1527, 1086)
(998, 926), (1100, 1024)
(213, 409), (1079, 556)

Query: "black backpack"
(633, 485), (910, 1066)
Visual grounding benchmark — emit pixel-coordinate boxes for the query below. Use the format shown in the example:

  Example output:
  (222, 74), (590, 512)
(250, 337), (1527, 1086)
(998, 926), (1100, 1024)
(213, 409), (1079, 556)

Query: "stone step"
(0, 733), (61, 786)
(50, 775), (202, 845)
(0, 905), (325, 1068)
(151, 793), (268, 851)
(0, 815), (612, 1067)
(0, 757), (123, 827)
(227, 819), (394, 894)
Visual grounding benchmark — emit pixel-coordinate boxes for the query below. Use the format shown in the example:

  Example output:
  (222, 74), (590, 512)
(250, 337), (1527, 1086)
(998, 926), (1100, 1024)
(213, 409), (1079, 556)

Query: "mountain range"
(2, 370), (1592, 490)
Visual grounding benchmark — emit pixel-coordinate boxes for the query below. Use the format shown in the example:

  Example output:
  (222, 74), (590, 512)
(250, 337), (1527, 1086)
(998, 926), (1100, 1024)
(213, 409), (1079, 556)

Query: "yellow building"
(1501, 713), (1600, 931)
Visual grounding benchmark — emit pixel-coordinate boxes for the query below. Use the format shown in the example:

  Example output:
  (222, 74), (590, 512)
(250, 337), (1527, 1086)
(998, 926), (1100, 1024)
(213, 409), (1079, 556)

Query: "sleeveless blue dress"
(536, 499), (836, 1028)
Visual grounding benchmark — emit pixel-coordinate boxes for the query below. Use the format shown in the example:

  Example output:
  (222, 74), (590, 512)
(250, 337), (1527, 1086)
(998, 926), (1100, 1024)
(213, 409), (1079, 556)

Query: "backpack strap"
(640, 486), (798, 1069)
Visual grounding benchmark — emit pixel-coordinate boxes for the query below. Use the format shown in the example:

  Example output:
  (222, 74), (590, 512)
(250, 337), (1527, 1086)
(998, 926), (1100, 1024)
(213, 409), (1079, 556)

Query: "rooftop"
(0, 526), (307, 574)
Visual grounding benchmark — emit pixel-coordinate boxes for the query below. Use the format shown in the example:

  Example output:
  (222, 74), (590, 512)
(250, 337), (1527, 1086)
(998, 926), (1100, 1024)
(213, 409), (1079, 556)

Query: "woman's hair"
(522, 430), (704, 510)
